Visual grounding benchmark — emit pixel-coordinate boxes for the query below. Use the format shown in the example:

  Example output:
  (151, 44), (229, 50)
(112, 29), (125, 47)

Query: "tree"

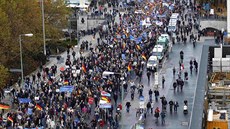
(0, 0), (69, 74)
(0, 8), (11, 65)
(0, 0), (43, 66)
(44, 0), (70, 40)
(0, 65), (9, 88)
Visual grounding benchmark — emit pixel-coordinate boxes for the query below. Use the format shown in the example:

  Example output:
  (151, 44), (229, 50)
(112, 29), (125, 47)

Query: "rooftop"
(208, 109), (228, 122)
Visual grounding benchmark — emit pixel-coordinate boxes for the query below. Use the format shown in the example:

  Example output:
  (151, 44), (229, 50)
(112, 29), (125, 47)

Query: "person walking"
(126, 101), (131, 113)
(160, 111), (166, 125)
(151, 102), (154, 114)
(146, 101), (151, 114)
(174, 101), (179, 112)
(169, 100), (174, 113)
(162, 76), (165, 88)
(173, 67), (176, 77)
(147, 70), (151, 84)
(149, 89), (153, 102)
(113, 92), (118, 105)
(190, 65), (193, 74)
(138, 84), (144, 97)
(130, 88), (135, 100)
(189, 59), (193, 66)
(193, 59), (198, 72)
(173, 81), (177, 91)
(180, 50), (184, 62)
(184, 71), (188, 81)
(180, 79), (184, 91)
(154, 107), (160, 123)
(154, 89), (160, 102)
(160, 95), (167, 111)
(123, 81), (128, 93)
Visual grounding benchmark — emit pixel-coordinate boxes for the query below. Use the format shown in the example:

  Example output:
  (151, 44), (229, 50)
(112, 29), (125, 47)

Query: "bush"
(0, 65), (9, 88)
(47, 39), (78, 55)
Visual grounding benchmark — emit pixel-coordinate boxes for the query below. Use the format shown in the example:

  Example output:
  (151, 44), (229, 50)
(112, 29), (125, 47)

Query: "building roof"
(207, 109), (228, 121)
(157, 36), (168, 43)
(152, 45), (164, 52)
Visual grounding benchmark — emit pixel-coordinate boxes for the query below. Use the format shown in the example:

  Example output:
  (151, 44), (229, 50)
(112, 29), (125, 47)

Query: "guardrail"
(87, 15), (105, 20)
(200, 16), (227, 21)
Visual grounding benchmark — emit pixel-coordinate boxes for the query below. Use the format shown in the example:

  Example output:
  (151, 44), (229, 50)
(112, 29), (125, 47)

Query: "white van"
(152, 45), (164, 61)
(147, 56), (158, 70)
(169, 19), (177, 24)
(161, 34), (170, 41)
(170, 13), (180, 20)
(168, 22), (177, 32)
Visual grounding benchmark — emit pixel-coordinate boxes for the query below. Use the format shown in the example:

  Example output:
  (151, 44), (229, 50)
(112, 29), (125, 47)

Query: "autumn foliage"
(0, 0), (69, 86)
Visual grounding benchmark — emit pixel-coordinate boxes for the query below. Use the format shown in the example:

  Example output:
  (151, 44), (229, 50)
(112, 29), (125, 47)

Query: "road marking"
(181, 121), (189, 126)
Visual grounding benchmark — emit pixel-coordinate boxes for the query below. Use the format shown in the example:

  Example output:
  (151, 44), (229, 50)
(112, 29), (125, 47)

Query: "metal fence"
(200, 15), (227, 21)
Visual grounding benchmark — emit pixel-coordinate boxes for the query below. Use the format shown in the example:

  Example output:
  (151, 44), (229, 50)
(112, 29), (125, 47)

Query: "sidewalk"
(0, 1), (117, 121)
(1, 33), (101, 118)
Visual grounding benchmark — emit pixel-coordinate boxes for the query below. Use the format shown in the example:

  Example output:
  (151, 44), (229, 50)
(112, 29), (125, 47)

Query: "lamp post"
(121, 83), (124, 129)
(41, 0), (46, 56)
(19, 33), (33, 87)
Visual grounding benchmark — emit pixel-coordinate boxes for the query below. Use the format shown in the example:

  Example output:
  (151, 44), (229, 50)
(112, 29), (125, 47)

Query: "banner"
(99, 100), (111, 108)
(27, 108), (33, 115)
(60, 86), (74, 92)
(25, 127), (44, 129)
(101, 91), (111, 97)
(129, 35), (135, 40)
(18, 98), (31, 104)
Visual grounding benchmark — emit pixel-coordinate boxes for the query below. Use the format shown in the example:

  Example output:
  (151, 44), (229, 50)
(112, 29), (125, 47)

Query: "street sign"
(9, 69), (22, 73)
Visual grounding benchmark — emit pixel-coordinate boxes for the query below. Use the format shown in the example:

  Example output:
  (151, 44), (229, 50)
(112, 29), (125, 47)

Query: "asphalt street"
(0, 1), (218, 129)
(121, 40), (203, 129)
(119, 4), (206, 129)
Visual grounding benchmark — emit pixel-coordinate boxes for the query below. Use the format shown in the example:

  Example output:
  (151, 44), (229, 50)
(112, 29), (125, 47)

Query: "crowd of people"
(0, 0), (202, 128)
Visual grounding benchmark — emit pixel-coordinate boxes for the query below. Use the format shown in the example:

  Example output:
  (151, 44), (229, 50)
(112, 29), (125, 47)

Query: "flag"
(101, 96), (111, 103)
(141, 54), (147, 60)
(82, 64), (87, 73)
(122, 42), (126, 49)
(0, 103), (10, 109)
(136, 45), (141, 50)
(101, 91), (111, 97)
(63, 80), (68, 85)
(130, 35), (135, 40)
(127, 63), (132, 71)
(36, 104), (42, 111)
(7, 116), (13, 123)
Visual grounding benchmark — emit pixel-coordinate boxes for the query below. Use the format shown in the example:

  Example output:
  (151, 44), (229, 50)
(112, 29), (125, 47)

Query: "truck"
(147, 45), (166, 71)
(156, 36), (169, 55)
(146, 36), (170, 71)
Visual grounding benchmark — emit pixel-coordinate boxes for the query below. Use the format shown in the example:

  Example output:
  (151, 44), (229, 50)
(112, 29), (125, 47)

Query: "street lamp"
(19, 33), (33, 87)
(40, 0), (46, 56)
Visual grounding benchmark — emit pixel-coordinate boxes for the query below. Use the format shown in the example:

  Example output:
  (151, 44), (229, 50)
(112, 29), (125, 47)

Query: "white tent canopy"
(67, 0), (90, 8)
(102, 71), (115, 78)
(67, 3), (89, 8)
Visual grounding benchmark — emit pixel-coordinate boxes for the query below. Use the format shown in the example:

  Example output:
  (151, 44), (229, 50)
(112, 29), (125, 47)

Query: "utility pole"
(41, 0), (46, 56)
(121, 85), (124, 128)
(69, 18), (72, 44)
